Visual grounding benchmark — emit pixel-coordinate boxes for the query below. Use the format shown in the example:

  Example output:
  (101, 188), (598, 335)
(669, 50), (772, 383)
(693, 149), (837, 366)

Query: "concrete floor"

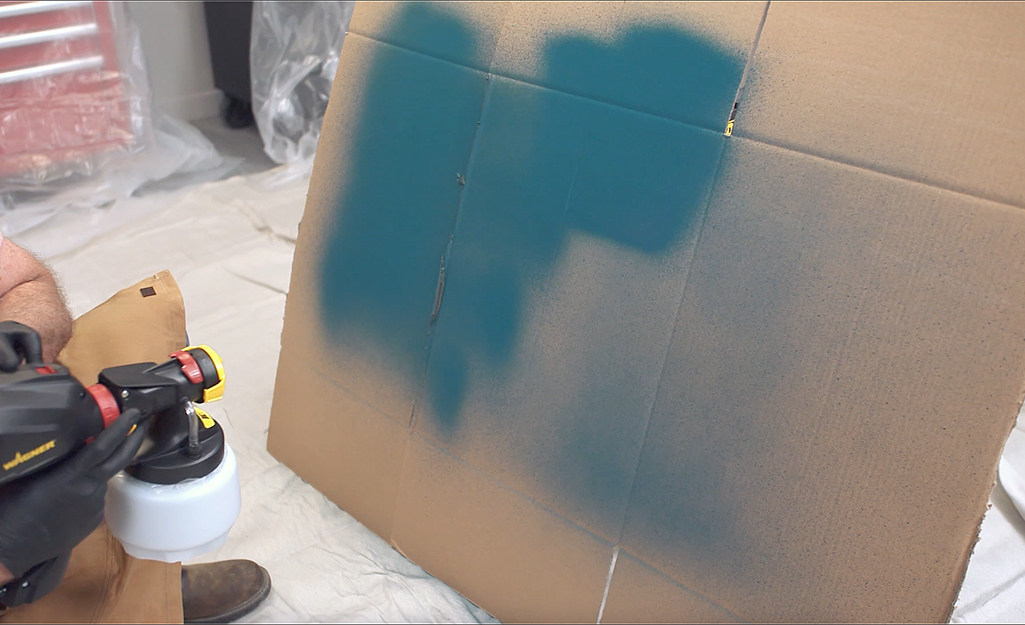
(191, 114), (279, 178)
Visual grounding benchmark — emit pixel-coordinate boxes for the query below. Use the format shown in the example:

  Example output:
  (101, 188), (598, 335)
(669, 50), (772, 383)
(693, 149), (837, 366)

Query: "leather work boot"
(182, 560), (271, 623)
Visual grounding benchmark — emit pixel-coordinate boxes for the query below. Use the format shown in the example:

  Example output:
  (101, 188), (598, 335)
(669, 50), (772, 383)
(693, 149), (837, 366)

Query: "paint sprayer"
(0, 347), (240, 606)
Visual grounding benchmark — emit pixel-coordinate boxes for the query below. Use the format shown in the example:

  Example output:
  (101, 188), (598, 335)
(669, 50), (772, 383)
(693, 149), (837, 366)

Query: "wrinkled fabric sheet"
(4, 167), (1025, 623)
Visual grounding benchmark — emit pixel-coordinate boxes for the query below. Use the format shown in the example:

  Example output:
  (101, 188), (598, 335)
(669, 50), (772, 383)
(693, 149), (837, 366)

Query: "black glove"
(0, 408), (148, 578)
(0, 320), (43, 372)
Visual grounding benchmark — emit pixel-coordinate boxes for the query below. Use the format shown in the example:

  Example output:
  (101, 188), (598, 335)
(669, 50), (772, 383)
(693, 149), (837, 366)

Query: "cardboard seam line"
(731, 132), (1025, 212)
(602, 547), (753, 625)
(592, 140), (739, 623)
(345, 28), (492, 74)
(401, 429), (618, 547)
(292, 351), (409, 429)
(611, 135), (730, 549)
(345, 31), (728, 136)
(407, 65), (496, 436)
(389, 38), (500, 557)
(406, 434), (611, 536)
(724, 0), (770, 136)
(595, 545), (620, 624)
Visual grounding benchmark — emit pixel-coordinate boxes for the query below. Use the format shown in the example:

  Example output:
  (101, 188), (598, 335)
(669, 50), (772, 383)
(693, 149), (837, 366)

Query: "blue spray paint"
(318, 3), (749, 551)
(318, 9), (487, 401)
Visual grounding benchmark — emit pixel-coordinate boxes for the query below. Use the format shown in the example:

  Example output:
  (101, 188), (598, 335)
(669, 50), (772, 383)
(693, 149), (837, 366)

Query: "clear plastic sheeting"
(0, 1), (152, 194)
(0, 1), (238, 231)
(250, 1), (355, 169)
(0, 112), (238, 258)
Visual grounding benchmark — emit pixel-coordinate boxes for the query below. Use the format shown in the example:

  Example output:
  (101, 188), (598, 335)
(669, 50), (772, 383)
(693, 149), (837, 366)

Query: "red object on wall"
(0, 1), (136, 185)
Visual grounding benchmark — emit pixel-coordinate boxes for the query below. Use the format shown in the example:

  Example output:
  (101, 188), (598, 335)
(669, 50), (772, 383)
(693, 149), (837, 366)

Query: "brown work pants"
(2, 271), (186, 623)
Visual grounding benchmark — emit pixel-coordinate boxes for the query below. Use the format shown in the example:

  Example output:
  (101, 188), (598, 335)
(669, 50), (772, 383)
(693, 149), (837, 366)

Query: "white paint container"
(104, 444), (241, 563)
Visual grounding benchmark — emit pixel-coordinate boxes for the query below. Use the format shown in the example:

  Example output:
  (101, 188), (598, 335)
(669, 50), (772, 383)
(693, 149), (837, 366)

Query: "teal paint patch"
(318, 3), (747, 543)
(565, 102), (723, 254)
(414, 12), (741, 540)
(424, 75), (726, 429)
(350, 2), (497, 71)
(506, 23), (745, 131)
(318, 19), (488, 393)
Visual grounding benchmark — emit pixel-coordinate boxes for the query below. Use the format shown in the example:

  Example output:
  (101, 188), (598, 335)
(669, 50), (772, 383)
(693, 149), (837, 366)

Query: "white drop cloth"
(3, 166), (1025, 623)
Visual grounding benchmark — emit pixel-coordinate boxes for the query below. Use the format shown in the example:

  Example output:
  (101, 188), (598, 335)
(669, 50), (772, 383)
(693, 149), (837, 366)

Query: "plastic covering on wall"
(0, 1), (151, 197)
(250, 1), (355, 169)
(0, 0), (235, 239)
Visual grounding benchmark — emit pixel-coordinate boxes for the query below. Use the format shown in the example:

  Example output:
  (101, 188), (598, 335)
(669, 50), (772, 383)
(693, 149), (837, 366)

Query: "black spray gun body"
(0, 346), (225, 605)
(0, 346), (225, 487)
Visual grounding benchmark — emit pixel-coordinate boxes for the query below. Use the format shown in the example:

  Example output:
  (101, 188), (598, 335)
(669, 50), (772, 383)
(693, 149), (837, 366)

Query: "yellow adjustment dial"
(185, 344), (226, 402)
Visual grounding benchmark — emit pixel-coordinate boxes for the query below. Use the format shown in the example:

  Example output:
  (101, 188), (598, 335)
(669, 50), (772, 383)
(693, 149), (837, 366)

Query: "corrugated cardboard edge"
(945, 397), (1025, 623)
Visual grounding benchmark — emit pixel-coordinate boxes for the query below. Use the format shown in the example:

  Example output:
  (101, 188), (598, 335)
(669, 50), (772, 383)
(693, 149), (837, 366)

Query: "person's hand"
(0, 320), (43, 372)
(0, 408), (148, 579)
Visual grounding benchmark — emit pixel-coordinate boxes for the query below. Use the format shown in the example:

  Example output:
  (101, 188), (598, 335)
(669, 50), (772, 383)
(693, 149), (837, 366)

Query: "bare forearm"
(0, 561), (11, 585)
(0, 274), (72, 363)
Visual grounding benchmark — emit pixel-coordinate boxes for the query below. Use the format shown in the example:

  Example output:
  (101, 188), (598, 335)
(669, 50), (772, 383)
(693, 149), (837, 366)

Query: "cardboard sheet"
(269, 2), (1025, 622)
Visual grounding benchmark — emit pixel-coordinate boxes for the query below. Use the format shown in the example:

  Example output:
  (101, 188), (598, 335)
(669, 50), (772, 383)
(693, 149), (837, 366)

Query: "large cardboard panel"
(620, 137), (1025, 622)
(390, 434), (614, 624)
(735, 2), (1025, 207)
(267, 350), (410, 538)
(270, 2), (1025, 622)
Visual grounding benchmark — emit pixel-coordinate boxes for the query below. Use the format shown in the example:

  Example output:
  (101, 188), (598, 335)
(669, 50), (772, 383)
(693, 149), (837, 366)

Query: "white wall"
(127, 1), (222, 122)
